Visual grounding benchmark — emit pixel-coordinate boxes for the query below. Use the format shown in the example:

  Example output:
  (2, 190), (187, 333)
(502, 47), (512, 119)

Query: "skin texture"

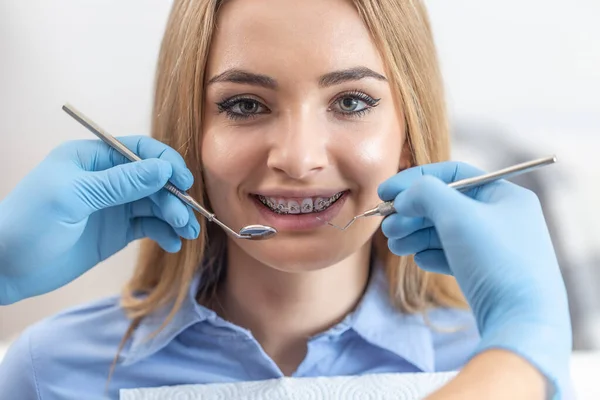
(201, 0), (409, 374)
(425, 350), (546, 400)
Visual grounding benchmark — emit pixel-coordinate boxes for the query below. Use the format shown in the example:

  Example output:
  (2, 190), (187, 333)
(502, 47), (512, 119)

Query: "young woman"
(0, 0), (572, 399)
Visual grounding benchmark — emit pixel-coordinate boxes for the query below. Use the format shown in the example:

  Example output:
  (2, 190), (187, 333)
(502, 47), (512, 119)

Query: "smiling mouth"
(253, 191), (346, 215)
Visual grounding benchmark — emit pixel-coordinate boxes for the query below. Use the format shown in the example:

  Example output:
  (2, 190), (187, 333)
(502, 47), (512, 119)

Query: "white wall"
(0, 0), (599, 341)
(0, 0), (172, 340)
(429, 0), (599, 117)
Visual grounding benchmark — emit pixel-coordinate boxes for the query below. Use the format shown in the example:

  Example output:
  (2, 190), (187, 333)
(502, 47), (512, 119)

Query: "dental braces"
(258, 192), (343, 215)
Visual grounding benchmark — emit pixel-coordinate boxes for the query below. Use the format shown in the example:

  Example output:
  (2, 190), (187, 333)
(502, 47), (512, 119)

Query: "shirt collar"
(121, 272), (211, 366)
(121, 262), (434, 372)
(348, 265), (435, 372)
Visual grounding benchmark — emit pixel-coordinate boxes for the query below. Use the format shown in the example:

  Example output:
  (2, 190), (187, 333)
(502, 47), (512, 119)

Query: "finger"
(377, 161), (485, 201)
(178, 205), (200, 240)
(130, 198), (200, 240)
(114, 136), (194, 191)
(76, 159), (173, 214)
(381, 214), (433, 239)
(187, 205), (201, 238)
(71, 136), (194, 191)
(148, 189), (190, 229)
(387, 227), (442, 256)
(413, 250), (452, 275)
(128, 188), (192, 232)
(392, 175), (478, 223)
(130, 198), (160, 218)
(128, 217), (182, 253)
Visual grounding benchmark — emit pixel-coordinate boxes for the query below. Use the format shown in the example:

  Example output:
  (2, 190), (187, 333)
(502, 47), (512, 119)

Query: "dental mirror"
(239, 225), (278, 240)
(62, 103), (278, 241)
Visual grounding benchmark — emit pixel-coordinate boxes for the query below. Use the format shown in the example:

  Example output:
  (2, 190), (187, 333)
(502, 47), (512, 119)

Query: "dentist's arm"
(0, 136), (200, 305)
(426, 350), (546, 400)
(379, 162), (572, 400)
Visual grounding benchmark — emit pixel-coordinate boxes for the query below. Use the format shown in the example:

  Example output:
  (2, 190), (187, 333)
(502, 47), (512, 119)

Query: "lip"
(252, 188), (347, 199)
(250, 191), (349, 231)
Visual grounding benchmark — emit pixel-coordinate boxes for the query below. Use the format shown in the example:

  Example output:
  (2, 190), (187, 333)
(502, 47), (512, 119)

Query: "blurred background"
(0, 0), (599, 397)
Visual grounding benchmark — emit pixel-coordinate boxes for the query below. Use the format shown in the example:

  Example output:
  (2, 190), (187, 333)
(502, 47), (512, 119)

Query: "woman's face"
(202, 0), (408, 271)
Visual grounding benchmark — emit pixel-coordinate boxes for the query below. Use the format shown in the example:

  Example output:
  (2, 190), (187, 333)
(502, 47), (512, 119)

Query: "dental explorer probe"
(323, 155), (557, 232)
(61, 103), (277, 241)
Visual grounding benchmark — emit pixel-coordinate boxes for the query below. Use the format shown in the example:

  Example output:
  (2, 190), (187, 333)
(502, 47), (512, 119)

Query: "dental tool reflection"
(322, 155), (557, 232)
(61, 103), (277, 241)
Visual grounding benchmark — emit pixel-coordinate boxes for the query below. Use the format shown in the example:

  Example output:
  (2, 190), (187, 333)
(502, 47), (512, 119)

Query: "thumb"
(392, 175), (476, 223)
(78, 159), (173, 212)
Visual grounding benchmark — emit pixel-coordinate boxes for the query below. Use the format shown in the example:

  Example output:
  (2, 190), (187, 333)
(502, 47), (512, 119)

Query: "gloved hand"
(378, 161), (571, 399)
(0, 136), (200, 305)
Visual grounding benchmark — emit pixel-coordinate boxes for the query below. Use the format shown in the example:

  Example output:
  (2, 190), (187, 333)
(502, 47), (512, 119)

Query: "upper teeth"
(258, 192), (343, 214)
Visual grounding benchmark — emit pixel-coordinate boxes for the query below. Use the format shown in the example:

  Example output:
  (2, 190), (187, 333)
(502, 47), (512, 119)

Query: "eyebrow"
(318, 67), (387, 87)
(207, 69), (278, 89)
(206, 66), (387, 89)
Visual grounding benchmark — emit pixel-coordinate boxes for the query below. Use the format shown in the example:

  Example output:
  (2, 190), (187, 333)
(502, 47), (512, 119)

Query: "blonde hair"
(117, 0), (467, 361)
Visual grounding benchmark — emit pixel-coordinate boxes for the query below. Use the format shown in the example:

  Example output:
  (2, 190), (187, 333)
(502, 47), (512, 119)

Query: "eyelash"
(216, 95), (269, 121)
(215, 90), (381, 121)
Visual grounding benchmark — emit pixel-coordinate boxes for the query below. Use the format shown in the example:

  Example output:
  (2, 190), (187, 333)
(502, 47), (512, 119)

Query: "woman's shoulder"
(0, 295), (131, 399)
(25, 295), (131, 348)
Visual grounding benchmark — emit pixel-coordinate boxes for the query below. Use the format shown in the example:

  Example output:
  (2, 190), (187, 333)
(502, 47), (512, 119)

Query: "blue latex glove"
(378, 161), (571, 399)
(0, 136), (200, 305)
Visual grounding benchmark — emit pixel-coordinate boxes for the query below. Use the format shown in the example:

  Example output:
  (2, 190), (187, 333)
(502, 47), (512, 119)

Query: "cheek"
(200, 128), (263, 227)
(201, 127), (264, 195)
(336, 114), (404, 198)
(354, 134), (402, 173)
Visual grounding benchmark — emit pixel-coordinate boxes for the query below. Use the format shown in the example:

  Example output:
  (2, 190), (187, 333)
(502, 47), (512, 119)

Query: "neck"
(217, 240), (372, 375)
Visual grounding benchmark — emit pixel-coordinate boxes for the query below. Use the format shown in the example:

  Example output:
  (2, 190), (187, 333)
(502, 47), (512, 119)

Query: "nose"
(266, 109), (329, 179)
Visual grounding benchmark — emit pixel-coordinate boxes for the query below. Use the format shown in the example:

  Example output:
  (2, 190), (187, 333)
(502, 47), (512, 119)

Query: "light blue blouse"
(0, 266), (480, 399)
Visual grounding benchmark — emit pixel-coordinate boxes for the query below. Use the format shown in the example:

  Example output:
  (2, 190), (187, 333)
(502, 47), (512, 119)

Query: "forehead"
(207, 0), (385, 77)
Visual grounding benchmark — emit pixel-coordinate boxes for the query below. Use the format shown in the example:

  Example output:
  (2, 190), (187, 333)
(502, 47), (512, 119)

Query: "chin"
(235, 224), (379, 273)
(263, 249), (345, 273)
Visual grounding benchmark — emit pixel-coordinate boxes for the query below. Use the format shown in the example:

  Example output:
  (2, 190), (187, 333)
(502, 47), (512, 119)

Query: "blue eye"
(329, 91), (380, 117)
(230, 100), (264, 115)
(335, 97), (368, 112)
(217, 97), (270, 120)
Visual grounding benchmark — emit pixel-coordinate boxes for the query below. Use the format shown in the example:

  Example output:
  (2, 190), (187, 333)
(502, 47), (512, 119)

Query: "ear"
(399, 139), (413, 171)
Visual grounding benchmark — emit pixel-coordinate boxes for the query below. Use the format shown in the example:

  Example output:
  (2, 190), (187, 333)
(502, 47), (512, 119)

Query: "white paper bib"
(120, 371), (458, 399)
